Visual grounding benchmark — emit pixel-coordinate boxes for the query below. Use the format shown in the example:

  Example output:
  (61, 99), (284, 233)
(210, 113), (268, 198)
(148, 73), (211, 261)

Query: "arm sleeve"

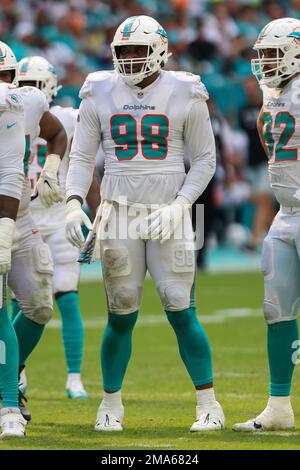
(178, 100), (216, 204)
(0, 110), (25, 200)
(66, 97), (101, 201)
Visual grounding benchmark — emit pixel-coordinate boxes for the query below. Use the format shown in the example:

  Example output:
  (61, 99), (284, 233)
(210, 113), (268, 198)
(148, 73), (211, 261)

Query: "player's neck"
(136, 71), (160, 89)
(278, 72), (300, 91)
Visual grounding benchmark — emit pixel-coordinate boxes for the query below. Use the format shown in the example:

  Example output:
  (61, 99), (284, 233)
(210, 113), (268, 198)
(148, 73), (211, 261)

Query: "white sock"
(196, 388), (216, 407)
(0, 407), (20, 416)
(101, 390), (123, 411)
(67, 373), (81, 384)
(268, 396), (292, 408)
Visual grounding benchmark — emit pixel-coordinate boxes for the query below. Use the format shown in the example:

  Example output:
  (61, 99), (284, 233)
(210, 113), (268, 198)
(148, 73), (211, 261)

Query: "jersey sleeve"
(0, 108), (25, 200)
(177, 99), (216, 204)
(66, 96), (101, 201)
(0, 85), (24, 113)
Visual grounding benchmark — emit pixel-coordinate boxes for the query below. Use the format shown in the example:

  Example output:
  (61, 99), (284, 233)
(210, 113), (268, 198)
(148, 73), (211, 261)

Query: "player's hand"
(65, 199), (92, 248)
(0, 218), (16, 274)
(140, 196), (191, 243)
(34, 153), (64, 208)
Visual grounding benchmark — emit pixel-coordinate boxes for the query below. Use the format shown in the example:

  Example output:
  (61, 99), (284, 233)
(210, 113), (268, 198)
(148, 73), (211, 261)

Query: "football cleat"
(66, 376), (89, 400)
(0, 408), (26, 439)
(190, 401), (225, 432)
(233, 401), (295, 432)
(95, 403), (124, 432)
(18, 390), (31, 422)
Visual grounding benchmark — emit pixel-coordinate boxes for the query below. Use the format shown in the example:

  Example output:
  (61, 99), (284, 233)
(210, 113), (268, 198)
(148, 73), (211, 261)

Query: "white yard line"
(47, 308), (262, 329)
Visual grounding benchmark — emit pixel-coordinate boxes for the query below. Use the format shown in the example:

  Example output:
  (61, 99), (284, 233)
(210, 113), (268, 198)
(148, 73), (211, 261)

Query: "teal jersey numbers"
(262, 111), (297, 162)
(110, 114), (169, 161)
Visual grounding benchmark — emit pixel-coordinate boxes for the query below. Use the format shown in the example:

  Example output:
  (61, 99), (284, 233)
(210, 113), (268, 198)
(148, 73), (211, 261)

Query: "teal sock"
(0, 275), (19, 407)
(10, 298), (20, 322)
(101, 311), (138, 392)
(56, 292), (84, 374)
(166, 307), (213, 387)
(13, 312), (44, 366)
(268, 320), (298, 396)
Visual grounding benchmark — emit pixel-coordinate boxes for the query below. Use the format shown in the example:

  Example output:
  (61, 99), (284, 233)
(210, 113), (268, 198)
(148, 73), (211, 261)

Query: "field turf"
(2, 272), (300, 450)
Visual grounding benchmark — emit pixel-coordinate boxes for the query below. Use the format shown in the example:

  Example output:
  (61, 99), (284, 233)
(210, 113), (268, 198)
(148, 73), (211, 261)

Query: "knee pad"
(24, 305), (53, 325)
(158, 282), (191, 311)
(102, 246), (142, 314)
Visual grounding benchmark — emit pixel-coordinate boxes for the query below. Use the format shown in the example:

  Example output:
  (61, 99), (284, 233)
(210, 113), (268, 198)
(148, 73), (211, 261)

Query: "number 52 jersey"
(67, 70), (216, 206)
(261, 76), (300, 207)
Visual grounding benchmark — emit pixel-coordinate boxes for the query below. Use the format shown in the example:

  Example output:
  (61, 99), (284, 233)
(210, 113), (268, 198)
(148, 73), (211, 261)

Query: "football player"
(66, 16), (225, 432)
(0, 42), (67, 421)
(0, 81), (27, 438)
(233, 18), (300, 432)
(15, 56), (100, 399)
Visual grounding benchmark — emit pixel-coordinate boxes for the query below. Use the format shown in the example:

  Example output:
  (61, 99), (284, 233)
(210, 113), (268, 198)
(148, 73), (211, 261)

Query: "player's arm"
(257, 107), (268, 157)
(65, 97), (101, 247)
(34, 111), (68, 207)
(86, 169), (101, 221)
(0, 109), (25, 273)
(178, 99), (216, 204)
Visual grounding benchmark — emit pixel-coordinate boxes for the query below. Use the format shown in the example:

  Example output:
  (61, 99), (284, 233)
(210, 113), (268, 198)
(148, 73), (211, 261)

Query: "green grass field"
(2, 271), (300, 450)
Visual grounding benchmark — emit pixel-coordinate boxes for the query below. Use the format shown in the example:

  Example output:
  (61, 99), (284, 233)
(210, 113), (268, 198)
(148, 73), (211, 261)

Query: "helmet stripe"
(0, 48), (5, 64)
(122, 16), (138, 40)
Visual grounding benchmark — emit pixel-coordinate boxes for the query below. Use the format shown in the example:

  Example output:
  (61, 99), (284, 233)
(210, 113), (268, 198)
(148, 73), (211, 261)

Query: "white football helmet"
(0, 41), (17, 82)
(16, 56), (62, 103)
(111, 15), (170, 86)
(252, 17), (300, 88)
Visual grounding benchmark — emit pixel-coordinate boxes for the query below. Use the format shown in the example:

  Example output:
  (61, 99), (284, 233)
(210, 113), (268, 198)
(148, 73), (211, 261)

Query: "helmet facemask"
(113, 44), (161, 86)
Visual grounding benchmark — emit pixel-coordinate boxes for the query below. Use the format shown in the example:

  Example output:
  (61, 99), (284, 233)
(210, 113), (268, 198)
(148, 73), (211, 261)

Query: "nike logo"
(7, 122), (16, 129)
(253, 421), (262, 429)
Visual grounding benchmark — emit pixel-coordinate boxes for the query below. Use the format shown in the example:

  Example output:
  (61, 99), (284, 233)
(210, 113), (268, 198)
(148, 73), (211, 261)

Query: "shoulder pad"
(171, 71), (209, 101)
(0, 84), (23, 112)
(79, 71), (115, 99)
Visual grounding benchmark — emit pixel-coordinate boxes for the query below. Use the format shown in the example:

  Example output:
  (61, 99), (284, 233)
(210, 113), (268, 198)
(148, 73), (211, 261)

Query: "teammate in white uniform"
(18, 56), (91, 399)
(0, 42), (67, 421)
(0, 81), (27, 439)
(66, 15), (225, 432)
(233, 18), (300, 432)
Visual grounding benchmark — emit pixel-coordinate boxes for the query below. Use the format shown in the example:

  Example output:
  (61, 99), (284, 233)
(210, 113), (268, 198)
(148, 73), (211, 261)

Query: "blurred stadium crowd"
(1, 0), (295, 264)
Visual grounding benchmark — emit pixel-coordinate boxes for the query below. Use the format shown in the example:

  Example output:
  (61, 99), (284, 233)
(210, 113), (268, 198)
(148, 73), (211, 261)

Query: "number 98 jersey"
(72, 69), (210, 205)
(261, 76), (300, 206)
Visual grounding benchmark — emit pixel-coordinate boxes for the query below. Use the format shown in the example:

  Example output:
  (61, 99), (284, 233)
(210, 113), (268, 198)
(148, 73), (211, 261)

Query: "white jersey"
(262, 76), (300, 207)
(29, 105), (77, 234)
(17, 86), (49, 216)
(67, 70), (216, 206)
(0, 83), (25, 200)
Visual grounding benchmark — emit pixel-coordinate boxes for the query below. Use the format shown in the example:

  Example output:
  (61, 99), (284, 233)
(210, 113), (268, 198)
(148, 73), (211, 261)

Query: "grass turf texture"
(2, 272), (300, 450)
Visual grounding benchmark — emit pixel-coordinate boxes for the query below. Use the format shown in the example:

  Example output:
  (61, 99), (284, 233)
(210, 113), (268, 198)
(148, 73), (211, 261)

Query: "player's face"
(261, 48), (283, 76)
(0, 70), (14, 83)
(18, 80), (37, 88)
(118, 45), (149, 73)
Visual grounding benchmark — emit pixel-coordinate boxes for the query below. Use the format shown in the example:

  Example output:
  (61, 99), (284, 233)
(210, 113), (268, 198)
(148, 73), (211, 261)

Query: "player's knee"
(113, 287), (139, 313)
(159, 284), (190, 311)
(24, 305), (53, 325)
(263, 300), (282, 324)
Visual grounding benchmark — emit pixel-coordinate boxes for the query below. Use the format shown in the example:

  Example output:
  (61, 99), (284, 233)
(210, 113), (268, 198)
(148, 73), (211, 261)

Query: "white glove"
(65, 199), (92, 248)
(140, 195), (191, 243)
(34, 154), (64, 208)
(0, 218), (15, 274)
